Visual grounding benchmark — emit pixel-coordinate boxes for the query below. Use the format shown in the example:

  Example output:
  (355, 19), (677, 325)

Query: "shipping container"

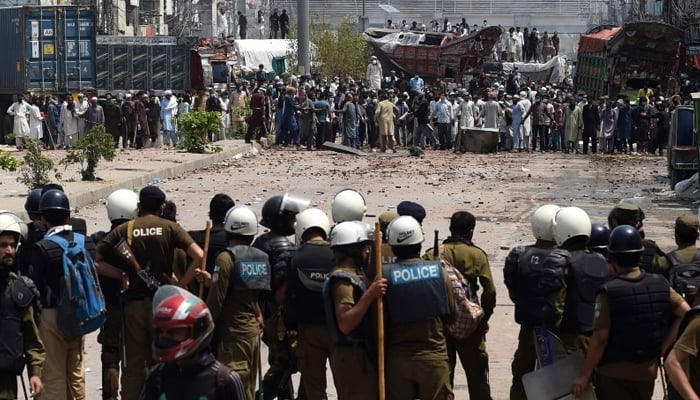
(95, 36), (191, 93)
(0, 5), (96, 94)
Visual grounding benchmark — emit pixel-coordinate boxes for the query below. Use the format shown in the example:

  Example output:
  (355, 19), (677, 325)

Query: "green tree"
(287, 17), (371, 80)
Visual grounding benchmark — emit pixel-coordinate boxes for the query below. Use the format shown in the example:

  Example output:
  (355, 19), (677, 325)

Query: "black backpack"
(667, 249), (700, 302)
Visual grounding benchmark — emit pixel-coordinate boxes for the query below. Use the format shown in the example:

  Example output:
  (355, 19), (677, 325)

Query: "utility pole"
(298, 0), (310, 74)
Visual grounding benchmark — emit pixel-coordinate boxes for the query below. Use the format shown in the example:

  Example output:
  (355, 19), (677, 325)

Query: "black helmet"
(260, 193), (309, 236)
(607, 225), (643, 255)
(24, 188), (43, 214)
(39, 189), (70, 213)
(588, 222), (610, 250)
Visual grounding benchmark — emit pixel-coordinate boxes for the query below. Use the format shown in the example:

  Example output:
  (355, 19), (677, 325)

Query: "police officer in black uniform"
(552, 207), (610, 354)
(188, 193), (235, 274)
(284, 208), (335, 399)
(91, 189), (139, 400)
(588, 222), (610, 258)
(609, 202), (665, 274)
(571, 225), (689, 399)
(18, 188), (44, 275)
(252, 193), (309, 399)
(504, 204), (570, 400)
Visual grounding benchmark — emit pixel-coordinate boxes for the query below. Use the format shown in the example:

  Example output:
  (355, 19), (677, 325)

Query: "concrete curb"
(0, 140), (260, 218)
(68, 142), (259, 211)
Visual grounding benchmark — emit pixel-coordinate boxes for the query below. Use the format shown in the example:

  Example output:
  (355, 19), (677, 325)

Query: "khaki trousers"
(120, 299), (153, 400)
(37, 309), (85, 400)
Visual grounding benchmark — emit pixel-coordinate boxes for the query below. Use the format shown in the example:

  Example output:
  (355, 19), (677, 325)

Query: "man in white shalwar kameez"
(6, 94), (31, 149)
(366, 56), (383, 90)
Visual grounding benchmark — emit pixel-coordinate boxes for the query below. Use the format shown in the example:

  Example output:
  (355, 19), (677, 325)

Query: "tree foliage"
(177, 111), (223, 153)
(17, 140), (59, 190)
(61, 125), (116, 181)
(287, 17), (372, 80)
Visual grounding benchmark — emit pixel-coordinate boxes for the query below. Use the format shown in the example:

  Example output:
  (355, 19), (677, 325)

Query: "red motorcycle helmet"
(152, 285), (214, 362)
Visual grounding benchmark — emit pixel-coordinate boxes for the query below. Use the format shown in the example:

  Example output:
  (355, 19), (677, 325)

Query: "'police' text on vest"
(240, 262), (269, 278)
(391, 264), (440, 285)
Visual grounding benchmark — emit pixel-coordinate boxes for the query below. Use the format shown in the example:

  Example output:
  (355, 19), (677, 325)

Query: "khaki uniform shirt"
(207, 251), (261, 339)
(674, 313), (700, 393)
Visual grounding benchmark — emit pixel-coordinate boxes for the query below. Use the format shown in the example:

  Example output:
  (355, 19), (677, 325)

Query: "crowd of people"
(0, 52), (686, 158)
(3, 182), (700, 399)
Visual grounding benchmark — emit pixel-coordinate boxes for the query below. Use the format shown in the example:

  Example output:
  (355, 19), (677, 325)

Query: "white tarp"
(501, 55), (569, 84)
(234, 39), (292, 73)
(365, 32), (426, 54)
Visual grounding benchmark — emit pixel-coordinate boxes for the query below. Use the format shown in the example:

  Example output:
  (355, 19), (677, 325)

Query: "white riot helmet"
(295, 208), (331, 243)
(0, 211), (26, 241)
(331, 189), (367, 223)
(553, 207), (592, 246)
(330, 221), (372, 247)
(531, 204), (561, 241)
(387, 216), (424, 246)
(105, 189), (139, 222)
(224, 206), (258, 236)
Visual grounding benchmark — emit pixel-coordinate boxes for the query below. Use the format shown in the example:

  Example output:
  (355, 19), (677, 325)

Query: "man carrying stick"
(324, 221), (386, 400)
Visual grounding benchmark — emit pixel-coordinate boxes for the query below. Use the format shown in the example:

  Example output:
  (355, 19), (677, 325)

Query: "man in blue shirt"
(312, 92), (331, 148)
(410, 74), (425, 96)
(435, 94), (453, 150)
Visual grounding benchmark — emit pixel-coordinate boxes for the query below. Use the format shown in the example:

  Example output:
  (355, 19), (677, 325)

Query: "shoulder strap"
(127, 220), (134, 247)
(667, 250), (684, 268)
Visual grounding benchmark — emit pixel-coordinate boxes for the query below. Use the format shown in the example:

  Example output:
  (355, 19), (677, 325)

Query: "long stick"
(374, 222), (386, 400)
(199, 220), (212, 299)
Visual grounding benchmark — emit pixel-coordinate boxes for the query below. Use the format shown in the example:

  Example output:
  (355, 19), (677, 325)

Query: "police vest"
(286, 242), (335, 326)
(0, 273), (38, 374)
(600, 271), (669, 365)
(639, 239), (662, 273)
(91, 230), (122, 308)
(323, 270), (370, 345)
(383, 260), (449, 324)
(293, 242), (335, 292)
(18, 221), (46, 276)
(561, 250), (610, 334)
(226, 245), (271, 291)
(252, 233), (296, 292)
(513, 246), (568, 329)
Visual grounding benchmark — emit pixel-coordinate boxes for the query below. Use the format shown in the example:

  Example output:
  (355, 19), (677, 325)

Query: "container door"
(25, 8), (59, 92)
(170, 45), (190, 91)
(150, 44), (168, 89)
(67, 7), (95, 91)
(131, 45), (149, 90)
(112, 44), (130, 90)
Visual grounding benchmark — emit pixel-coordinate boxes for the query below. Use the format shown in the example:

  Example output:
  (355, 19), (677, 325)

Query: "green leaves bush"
(60, 125), (116, 181)
(177, 111), (223, 153)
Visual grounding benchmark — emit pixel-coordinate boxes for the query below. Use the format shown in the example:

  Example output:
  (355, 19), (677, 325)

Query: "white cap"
(164, 90), (172, 95)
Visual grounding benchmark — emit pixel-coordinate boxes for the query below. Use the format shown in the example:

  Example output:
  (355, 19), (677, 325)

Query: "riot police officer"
(18, 188), (46, 276)
(331, 189), (367, 223)
(588, 222), (610, 258)
(571, 225), (689, 399)
(383, 216), (456, 400)
(0, 212), (44, 399)
(285, 208), (335, 398)
(504, 204), (570, 400)
(609, 202), (665, 274)
(552, 207), (610, 354)
(188, 193), (235, 274)
(654, 214), (700, 282)
(252, 193), (309, 399)
(206, 205), (270, 399)
(92, 189), (139, 400)
(324, 220), (384, 400)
